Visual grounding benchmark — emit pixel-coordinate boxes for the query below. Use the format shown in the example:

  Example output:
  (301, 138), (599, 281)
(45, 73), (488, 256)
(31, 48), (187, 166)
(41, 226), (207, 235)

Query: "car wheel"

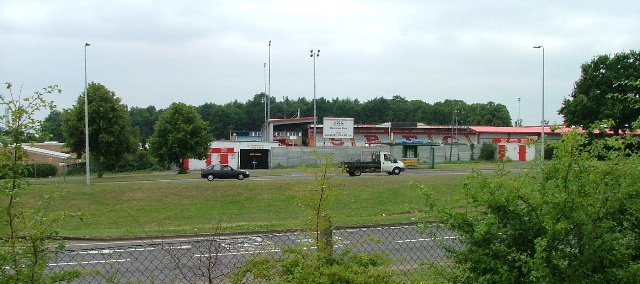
(237, 174), (245, 180)
(392, 167), (401, 175)
(207, 174), (215, 181)
(353, 169), (362, 176)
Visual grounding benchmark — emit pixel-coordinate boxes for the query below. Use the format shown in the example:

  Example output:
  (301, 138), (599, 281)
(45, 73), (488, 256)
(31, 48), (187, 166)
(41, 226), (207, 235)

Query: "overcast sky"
(2, 0), (638, 126)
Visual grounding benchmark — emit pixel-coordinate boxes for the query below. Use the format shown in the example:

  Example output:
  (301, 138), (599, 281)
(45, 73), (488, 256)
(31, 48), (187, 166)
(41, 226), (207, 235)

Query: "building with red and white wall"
(308, 123), (570, 161)
(469, 126), (569, 161)
(192, 122), (588, 170)
(310, 122), (476, 147)
(186, 141), (282, 170)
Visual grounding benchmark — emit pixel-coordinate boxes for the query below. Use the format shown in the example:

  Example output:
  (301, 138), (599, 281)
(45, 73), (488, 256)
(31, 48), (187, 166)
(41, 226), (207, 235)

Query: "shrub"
(64, 162), (86, 175)
(544, 140), (557, 160)
(231, 247), (397, 284)
(0, 163), (57, 179)
(102, 149), (160, 172)
(478, 142), (496, 160)
(436, 130), (640, 283)
(24, 163), (57, 178)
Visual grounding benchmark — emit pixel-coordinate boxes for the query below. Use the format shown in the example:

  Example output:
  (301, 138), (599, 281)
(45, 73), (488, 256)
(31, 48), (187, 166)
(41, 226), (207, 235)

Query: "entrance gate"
(240, 149), (270, 169)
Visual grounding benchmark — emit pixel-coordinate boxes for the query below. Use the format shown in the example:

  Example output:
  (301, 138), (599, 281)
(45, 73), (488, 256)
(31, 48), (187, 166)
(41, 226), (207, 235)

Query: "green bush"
(24, 163), (58, 178)
(436, 131), (640, 283)
(231, 247), (397, 284)
(64, 162), (86, 175)
(478, 142), (497, 160)
(102, 149), (160, 172)
(0, 163), (57, 178)
(544, 140), (557, 160)
(66, 150), (162, 175)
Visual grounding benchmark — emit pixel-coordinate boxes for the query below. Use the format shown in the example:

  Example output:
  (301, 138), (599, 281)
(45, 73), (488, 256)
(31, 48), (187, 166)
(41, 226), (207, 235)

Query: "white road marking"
(395, 236), (458, 243)
(49, 259), (129, 266)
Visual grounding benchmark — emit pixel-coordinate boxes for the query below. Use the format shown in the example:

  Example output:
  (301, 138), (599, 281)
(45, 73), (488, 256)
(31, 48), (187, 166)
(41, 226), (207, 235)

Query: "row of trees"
(55, 83), (211, 177)
(40, 89), (513, 176)
(44, 95), (513, 147)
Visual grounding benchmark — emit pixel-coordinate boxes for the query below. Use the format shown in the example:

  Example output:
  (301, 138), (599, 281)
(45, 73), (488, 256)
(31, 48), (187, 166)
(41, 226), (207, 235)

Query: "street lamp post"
(533, 45), (545, 160)
(310, 49), (320, 146)
(516, 97), (522, 127)
(266, 40), (272, 142)
(263, 62), (267, 125)
(84, 42), (91, 185)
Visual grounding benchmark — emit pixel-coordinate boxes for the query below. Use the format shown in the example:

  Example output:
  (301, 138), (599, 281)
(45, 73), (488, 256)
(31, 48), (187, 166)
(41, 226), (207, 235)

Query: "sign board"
(491, 138), (535, 143)
(323, 117), (354, 138)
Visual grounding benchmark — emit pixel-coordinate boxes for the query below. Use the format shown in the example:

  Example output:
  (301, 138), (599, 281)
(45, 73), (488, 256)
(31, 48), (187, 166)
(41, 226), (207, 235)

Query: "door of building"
(240, 149), (270, 169)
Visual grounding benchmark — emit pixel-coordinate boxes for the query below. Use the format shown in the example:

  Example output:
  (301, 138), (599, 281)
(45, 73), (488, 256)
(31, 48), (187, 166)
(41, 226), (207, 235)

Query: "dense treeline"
(43, 94), (511, 144)
(137, 95), (511, 142)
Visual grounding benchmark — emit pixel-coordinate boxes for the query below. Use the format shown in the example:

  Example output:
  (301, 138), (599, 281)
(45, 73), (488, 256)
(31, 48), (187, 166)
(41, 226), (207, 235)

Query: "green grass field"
(10, 161), (525, 238)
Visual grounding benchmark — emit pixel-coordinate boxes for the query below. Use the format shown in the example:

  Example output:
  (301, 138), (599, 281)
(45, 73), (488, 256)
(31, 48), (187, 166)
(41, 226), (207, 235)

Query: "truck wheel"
(207, 174), (215, 181)
(354, 169), (362, 176)
(392, 167), (401, 175)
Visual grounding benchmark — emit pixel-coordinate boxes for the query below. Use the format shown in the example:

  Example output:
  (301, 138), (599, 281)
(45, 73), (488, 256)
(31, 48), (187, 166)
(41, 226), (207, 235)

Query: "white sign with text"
(323, 117), (354, 138)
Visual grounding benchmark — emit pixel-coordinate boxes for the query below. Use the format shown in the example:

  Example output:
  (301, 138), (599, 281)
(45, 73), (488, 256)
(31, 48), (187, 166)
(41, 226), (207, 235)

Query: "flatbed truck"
(340, 151), (405, 176)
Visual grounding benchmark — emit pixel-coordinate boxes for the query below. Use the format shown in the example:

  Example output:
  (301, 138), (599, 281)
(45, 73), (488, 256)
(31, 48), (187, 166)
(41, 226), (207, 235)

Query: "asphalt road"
(108, 168), (485, 184)
(52, 224), (457, 283)
(47, 168), (479, 282)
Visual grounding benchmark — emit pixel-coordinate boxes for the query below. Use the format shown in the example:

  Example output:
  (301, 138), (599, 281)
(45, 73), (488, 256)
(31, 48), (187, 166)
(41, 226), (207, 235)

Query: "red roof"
(469, 125), (640, 135)
(469, 125), (572, 134)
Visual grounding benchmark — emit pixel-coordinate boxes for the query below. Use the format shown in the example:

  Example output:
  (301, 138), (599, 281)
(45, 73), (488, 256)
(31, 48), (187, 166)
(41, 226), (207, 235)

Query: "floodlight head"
(533, 45), (543, 49)
(85, 43), (91, 47)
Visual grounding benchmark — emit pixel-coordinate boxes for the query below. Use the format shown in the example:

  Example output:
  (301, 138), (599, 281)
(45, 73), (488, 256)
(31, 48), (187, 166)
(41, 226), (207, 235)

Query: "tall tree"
(389, 95), (411, 122)
(330, 97), (360, 119)
(129, 105), (157, 149)
(245, 93), (268, 129)
(432, 99), (464, 125)
(40, 109), (65, 142)
(149, 102), (211, 172)
(361, 97), (392, 123)
(61, 82), (136, 178)
(467, 101), (512, 126)
(560, 50), (640, 134)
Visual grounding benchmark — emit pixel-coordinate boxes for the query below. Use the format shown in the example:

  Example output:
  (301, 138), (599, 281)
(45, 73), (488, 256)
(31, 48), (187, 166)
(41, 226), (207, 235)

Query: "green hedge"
(0, 163), (58, 179)
(24, 163), (58, 178)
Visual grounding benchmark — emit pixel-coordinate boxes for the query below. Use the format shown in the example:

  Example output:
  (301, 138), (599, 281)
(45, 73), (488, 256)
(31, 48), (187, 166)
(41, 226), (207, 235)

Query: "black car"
(200, 164), (250, 181)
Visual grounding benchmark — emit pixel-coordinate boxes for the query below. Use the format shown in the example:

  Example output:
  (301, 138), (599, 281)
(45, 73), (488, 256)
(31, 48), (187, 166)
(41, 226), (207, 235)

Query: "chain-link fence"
(49, 224), (457, 283)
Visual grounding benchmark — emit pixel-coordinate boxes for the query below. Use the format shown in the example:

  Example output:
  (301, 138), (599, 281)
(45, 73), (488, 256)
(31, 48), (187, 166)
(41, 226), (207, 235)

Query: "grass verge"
(11, 172), (467, 238)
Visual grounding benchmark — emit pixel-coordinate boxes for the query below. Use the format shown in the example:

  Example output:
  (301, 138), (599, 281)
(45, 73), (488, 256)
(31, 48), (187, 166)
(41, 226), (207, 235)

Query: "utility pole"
(310, 49), (320, 146)
(84, 42), (91, 185)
